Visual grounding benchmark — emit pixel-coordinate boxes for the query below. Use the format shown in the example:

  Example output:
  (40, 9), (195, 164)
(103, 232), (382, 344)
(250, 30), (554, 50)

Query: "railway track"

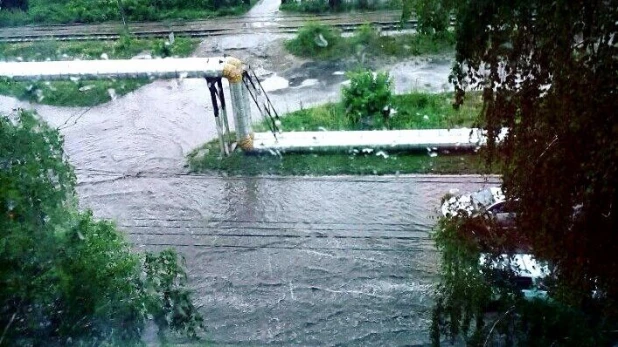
(0, 11), (416, 42)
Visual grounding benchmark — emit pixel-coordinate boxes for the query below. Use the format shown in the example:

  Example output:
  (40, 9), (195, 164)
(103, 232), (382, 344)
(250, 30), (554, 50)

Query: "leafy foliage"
(0, 0), (251, 25)
(431, 0), (618, 344)
(0, 0), (28, 10)
(431, 215), (613, 346)
(285, 23), (455, 60)
(402, 0), (455, 34)
(452, 0), (618, 311)
(280, 0), (398, 13)
(0, 110), (204, 345)
(280, 0), (329, 13)
(284, 22), (342, 58)
(257, 92), (481, 132)
(342, 69), (392, 127)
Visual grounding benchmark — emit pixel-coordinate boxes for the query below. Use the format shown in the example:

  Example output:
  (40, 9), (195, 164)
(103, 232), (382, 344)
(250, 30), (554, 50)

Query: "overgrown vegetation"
(257, 92), (481, 132)
(0, 35), (198, 106)
(284, 23), (455, 60)
(342, 69), (392, 126)
(429, 0), (618, 344)
(401, 0), (454, 34)
(280, 0), (399, 13)
(0, 110), (204, 345)
(189, 90), (485, 175)
(0, 0), (253, 26)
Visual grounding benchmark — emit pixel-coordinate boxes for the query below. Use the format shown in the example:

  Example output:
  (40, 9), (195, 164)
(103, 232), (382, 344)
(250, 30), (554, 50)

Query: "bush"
(150, 36), (195, 57)
(2, 0), (248, 24)
(0, 0), (29, 10)
(342, 69), (392, 127)
(284, 22), (342, 58)
(280, 0), (329, 13)
(351, 23), (381, 47)
(0, 110), (204, 345)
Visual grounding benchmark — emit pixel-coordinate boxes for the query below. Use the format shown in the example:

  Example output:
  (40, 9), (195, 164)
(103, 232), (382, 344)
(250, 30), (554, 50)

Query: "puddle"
(297, 78), (319, 88)
(261, 73), (289, 92)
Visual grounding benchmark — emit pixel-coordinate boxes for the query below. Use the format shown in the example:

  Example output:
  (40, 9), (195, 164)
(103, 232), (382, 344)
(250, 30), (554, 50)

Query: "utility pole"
(116, 0), (127, 30)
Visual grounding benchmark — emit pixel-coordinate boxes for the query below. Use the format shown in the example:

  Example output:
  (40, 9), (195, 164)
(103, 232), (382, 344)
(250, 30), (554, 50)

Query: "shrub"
(0, 110), (204, 345)
(342, 69), (392, 127)
(352, 23), (380, 47)
(284, 22), (341, 58)
(280, 0), (329, 13)
(152, 40), (173, 57)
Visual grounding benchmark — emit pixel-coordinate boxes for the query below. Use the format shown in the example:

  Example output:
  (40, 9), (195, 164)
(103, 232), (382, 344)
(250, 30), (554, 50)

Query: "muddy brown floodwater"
(1, 21), (495, 345)
(80, 175), (498, 346)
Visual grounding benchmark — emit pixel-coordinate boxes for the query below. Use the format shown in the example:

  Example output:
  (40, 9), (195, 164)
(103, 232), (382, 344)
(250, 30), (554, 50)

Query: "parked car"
(441, 186), (506, 219)
(441, 187), (548, 300)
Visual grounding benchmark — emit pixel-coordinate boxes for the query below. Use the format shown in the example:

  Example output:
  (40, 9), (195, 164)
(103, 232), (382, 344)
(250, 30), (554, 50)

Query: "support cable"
(241, 68), (282, 139)
(206, 77), (229, 155)
(215, 78), (232, 144)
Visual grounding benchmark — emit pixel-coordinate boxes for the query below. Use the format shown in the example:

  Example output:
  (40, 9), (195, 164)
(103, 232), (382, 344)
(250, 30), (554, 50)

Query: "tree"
(432, 0), (618, 344)
(452, 0), (618, 309)
(401, 0), (457, 34)
(401, 0), (453, 34)
(0, 0), (28, 11)
(0, 110), (204, 345)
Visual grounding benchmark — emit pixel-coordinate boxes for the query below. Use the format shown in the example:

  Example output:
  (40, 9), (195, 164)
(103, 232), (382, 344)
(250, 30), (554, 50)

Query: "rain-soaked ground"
(0, 1), (496, 343)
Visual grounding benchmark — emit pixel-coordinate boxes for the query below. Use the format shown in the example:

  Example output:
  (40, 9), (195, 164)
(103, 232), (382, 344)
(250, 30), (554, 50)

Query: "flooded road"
(80, 174), (499, 345)
(1, 78), (497, 344)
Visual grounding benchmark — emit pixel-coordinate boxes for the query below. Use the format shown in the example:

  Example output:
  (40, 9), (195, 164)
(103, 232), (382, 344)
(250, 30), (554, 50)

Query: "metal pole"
(222, 57), (253, 151)
(229, 81), (253, 151)
(241, 80), (253, 133)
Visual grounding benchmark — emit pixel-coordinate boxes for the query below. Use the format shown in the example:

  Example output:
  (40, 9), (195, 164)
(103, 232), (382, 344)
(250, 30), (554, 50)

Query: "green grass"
(255, 92), (482, 132)
(0, 0), (255, 26)
(0, 36), (197, 61)
(284, 23), (455, 60)
(0, 36), (199, 106)
(0, 78), (148, 107)
(188, 139), (488, 176)
(188, 91), (487, 175)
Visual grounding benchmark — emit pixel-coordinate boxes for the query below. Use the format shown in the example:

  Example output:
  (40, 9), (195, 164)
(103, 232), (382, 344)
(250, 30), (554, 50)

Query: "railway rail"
(0, 11), (421, 42)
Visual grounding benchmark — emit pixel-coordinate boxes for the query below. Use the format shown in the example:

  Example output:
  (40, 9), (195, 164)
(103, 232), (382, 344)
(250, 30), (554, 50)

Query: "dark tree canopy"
(0, 0), (28, 11)
(452, 0), (618, 313)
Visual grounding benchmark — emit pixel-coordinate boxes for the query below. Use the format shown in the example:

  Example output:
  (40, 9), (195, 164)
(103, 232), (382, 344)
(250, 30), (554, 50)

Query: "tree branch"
(483, 305), (516, 347)
(0, 312), (17, 346)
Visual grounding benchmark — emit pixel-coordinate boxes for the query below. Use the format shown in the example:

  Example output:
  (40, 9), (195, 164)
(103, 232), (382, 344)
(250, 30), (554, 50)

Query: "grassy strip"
(0, 36), (199, 107)
(0, 36), (196, 61)
(0, 0), (254, 26)
(255, 92), (482, 132)
(188, 140), (487, 176)
(188, 91), (487, 175)
(285, 23), (455, 60)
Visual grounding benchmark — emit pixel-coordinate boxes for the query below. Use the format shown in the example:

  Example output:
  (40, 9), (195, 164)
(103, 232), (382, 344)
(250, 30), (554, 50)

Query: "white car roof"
(480, 253), (549, 279)
(441, 187), (505, 217)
